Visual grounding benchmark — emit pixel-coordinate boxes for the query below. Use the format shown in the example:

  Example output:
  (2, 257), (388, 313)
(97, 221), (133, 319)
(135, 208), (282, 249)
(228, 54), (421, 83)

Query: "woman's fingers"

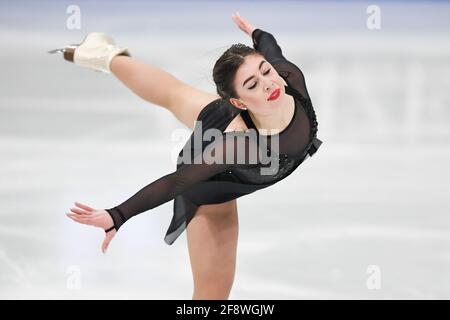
(102, 231), (115, 254)
(67, 210), (110, 229)
(232, 18), (246, 32)
(71, 201), (96, 215)
(67, 213), (92, 225)
(233, 15), (244, 27)
(101, 235), (109, 253)
(66, 209), (116, 253)
(231, 12), (242, 24)
(231, 14), (238, 25)
(231, 11), (254, 36)
(74, 202), (94, 212)
(67, 213), (85, 221)
(70, 207), (91, 215)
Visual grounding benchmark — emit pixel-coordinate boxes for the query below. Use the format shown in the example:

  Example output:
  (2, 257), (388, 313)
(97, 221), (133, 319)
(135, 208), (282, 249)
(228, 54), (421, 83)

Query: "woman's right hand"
(231, 11), (256, 37)
(66, 201), (117, 254)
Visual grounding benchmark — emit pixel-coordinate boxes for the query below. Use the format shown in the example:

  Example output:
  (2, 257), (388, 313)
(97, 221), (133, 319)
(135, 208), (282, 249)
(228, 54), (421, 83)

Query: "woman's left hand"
(66, 201), (116, 253)
(231, 11), (256, 37)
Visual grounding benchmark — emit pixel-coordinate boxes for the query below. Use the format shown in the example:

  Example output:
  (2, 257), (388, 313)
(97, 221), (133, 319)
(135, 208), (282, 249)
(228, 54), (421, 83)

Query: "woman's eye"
(248, 69), (271, 90)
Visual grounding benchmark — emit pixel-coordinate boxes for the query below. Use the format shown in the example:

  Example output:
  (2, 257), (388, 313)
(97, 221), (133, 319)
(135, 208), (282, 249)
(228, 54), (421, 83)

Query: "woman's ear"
(229, 97), (247, 110)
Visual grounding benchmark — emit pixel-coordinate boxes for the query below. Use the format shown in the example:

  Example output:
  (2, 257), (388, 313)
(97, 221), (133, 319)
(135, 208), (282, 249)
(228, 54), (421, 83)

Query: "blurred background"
(0, 0), (449, 299)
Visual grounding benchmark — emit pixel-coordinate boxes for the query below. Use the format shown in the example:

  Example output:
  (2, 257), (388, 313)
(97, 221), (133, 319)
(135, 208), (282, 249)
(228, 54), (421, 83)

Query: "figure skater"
(53, 12), (322, 299)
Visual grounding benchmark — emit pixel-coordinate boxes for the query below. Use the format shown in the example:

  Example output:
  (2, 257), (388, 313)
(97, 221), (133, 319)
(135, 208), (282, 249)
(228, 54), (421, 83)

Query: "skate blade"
(48, 48), (65, 54)
(48, 44), (79, 54)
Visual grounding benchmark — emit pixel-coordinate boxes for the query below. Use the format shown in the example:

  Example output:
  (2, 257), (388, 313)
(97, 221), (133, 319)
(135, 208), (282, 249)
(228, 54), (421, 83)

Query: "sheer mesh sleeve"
(252, 28), (310, 99)
(105, 131), (261, 231)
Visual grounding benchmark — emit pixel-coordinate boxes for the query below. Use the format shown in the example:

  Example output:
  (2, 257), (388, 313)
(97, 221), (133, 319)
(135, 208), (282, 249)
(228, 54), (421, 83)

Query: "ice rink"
(1, 0), (449, 299)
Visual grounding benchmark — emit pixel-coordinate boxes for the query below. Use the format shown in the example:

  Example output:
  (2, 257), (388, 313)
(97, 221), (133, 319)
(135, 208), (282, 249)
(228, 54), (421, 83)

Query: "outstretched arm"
(67, 131), (262, 251)
(104, 131), (260, 230)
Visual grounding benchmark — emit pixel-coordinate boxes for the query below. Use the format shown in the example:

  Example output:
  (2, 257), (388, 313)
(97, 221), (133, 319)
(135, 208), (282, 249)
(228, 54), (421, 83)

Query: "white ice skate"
(48, 32), (130, 73)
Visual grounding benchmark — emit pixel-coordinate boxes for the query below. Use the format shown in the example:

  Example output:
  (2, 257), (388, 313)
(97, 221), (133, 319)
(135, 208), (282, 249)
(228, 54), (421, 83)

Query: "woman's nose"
(264, 82), (274, 91)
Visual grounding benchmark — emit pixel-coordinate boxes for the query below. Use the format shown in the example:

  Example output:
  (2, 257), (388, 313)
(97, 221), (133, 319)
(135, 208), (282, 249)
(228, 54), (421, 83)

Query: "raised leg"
(110, 55), (219, 130)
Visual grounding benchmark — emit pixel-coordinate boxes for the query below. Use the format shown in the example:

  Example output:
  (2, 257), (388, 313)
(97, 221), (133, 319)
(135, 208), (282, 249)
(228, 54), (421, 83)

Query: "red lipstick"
(267, 88), (281, 101)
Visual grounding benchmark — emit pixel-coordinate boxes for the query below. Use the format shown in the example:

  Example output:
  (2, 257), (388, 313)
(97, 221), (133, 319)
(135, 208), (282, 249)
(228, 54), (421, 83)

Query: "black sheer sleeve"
(251, 28), (310, 99)
(105, 131), (262, 231)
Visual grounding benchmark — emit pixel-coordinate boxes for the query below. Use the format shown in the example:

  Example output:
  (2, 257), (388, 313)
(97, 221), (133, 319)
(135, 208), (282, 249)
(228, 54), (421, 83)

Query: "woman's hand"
(66, 201), (116, 254)
(231, 11), (256, 37)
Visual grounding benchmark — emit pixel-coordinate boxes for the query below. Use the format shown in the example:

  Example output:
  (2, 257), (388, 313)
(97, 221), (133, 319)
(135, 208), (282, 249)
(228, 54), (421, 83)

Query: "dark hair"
(213, 43), (262, 100)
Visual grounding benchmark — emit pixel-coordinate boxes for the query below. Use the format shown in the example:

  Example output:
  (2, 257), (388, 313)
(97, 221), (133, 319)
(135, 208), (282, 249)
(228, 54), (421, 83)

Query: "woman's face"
(230, 54), (287, 115)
